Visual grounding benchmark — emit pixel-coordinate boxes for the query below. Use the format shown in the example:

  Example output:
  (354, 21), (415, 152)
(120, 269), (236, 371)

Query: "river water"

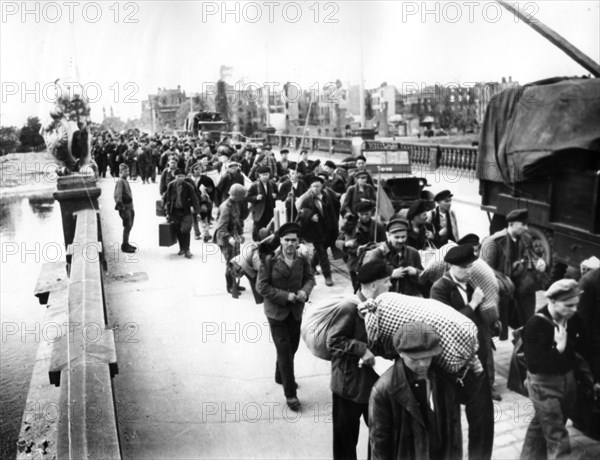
(0, 193), (61, 460)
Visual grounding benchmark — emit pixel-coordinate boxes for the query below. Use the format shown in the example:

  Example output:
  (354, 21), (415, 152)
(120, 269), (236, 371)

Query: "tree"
(19, 116), (44, 150)
(99, 116), (125, 133)
(0, 126), (20, 155)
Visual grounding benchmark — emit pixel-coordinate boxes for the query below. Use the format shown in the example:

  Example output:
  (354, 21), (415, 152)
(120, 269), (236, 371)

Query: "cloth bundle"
(301, 295), (359, 361)
(419, 242), (499, 325)
(229, 243), (261, 278)
(360, 292), (482, 375)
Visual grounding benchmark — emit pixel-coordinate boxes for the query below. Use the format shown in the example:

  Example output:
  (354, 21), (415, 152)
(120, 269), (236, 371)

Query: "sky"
(1, 0), (599, 126)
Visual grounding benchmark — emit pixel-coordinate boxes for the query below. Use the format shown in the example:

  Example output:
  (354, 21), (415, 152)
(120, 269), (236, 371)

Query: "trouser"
(192, 214), (210, 238)
(456, 369), (494, 460)
(520, 371), (577, 460)
(119, 208), (134, 246)
(268, 315), (301, 398)
(219, 243), (239, 290)
(246, 274), (263, 304)
(332, 393), (370, 460)
(311, 241), (332, 277)
(171, 210), (193, 252)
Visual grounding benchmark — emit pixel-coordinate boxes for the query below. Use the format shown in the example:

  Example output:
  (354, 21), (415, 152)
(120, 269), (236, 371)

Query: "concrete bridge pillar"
(53, 174), (101, 248)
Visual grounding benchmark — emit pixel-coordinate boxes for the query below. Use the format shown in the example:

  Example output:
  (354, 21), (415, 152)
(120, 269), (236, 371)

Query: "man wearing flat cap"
(322, 160), (347, 196)
(362, 218), (423, 297)
(326, 260), (391, 460)
(163, 169), (201, 258)
(336, 201), (386, 292)
(431, 244), (494, 460)
(257, 222), (315, 412)
(342, 170), (376, 217)
(406, 199), (437, 250)
(296, 175), (339, 286)
(430, 190), (459, 246)
(369, 322), (463, 460)
(480, 208), (548, 329)
(247, 165), (278, 242)
(521, 279), (593, 460)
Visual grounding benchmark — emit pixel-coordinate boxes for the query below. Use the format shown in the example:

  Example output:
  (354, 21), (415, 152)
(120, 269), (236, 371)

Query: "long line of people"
(109, 132), (599, 460)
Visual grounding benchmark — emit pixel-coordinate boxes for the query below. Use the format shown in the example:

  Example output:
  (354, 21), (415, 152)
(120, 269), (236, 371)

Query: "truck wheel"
(528, 225), (553, 267)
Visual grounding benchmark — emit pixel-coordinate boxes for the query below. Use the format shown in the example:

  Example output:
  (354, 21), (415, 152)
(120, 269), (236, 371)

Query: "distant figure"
(113, 163), (136, 253)
(430, 190), (459, 246)
(163, 169), (200, 259)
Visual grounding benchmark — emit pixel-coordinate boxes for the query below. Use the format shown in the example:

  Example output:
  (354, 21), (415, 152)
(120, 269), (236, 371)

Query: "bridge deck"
(97, 171), (598, 459)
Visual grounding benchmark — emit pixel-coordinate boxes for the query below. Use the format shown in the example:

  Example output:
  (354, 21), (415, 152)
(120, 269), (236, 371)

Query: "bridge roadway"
(98, 156), (599, 459)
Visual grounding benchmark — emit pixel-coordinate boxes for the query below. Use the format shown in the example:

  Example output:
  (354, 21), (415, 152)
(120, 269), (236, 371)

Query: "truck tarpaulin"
(477, 77), (600, 183)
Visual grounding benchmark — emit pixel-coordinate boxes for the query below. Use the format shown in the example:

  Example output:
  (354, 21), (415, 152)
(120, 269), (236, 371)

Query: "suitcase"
(156, 200), (165, 217)
(159, 222), (177, 247)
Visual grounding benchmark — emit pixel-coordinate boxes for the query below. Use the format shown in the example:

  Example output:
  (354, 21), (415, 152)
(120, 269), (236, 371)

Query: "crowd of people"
(105, 130), (600, 460)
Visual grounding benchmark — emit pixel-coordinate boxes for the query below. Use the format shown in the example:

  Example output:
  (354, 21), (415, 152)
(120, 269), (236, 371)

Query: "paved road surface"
(98, 172), (599, 459)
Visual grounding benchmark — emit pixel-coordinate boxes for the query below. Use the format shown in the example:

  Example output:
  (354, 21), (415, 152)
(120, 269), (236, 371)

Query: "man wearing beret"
(256, 223), (316, 411)
(326, 260), (392, 460)
(430, 244), (494, 460)
(336, 201), (386, 292)
(342, 170), (376, 217)
(322, 160), (347, 196)
(430, 190), (459, 246)
(276, 148), (291, 180)
(369, 322), (463, 460)
(362, 218), (424, 297)
(246, 165), (278, 242)
(406, 199), (437, 250)
(296, 175), (339, 286)
(521, 279), (592, 459)
(480, 208), (547, 328)
(163, 169), (201, 258)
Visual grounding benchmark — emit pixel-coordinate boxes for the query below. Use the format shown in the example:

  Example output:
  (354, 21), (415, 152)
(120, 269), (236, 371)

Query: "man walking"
(256, 223), (316, 411)
(247, 165), (278, 242)
(480, 208), (547, 328)
(296, 176), (339, 286)
(521, 279), (591, 460)
(430, 244), (494, 460)
(362, 218), (423, 297)
(327, 259), (392, 460)
(369, 322), (463, 460)
(163, 169), (200, 258)
(114, 163), (136, 253)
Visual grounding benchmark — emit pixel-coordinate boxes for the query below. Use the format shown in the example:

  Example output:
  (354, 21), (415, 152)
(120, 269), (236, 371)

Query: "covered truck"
(477, 76), (600, 268)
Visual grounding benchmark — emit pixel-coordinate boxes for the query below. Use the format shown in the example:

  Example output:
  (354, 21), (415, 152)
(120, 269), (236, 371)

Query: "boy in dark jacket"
(114, 163), (136, 253)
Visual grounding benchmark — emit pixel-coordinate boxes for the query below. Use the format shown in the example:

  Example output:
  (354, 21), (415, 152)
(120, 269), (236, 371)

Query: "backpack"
(301, 295), (359, 361)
